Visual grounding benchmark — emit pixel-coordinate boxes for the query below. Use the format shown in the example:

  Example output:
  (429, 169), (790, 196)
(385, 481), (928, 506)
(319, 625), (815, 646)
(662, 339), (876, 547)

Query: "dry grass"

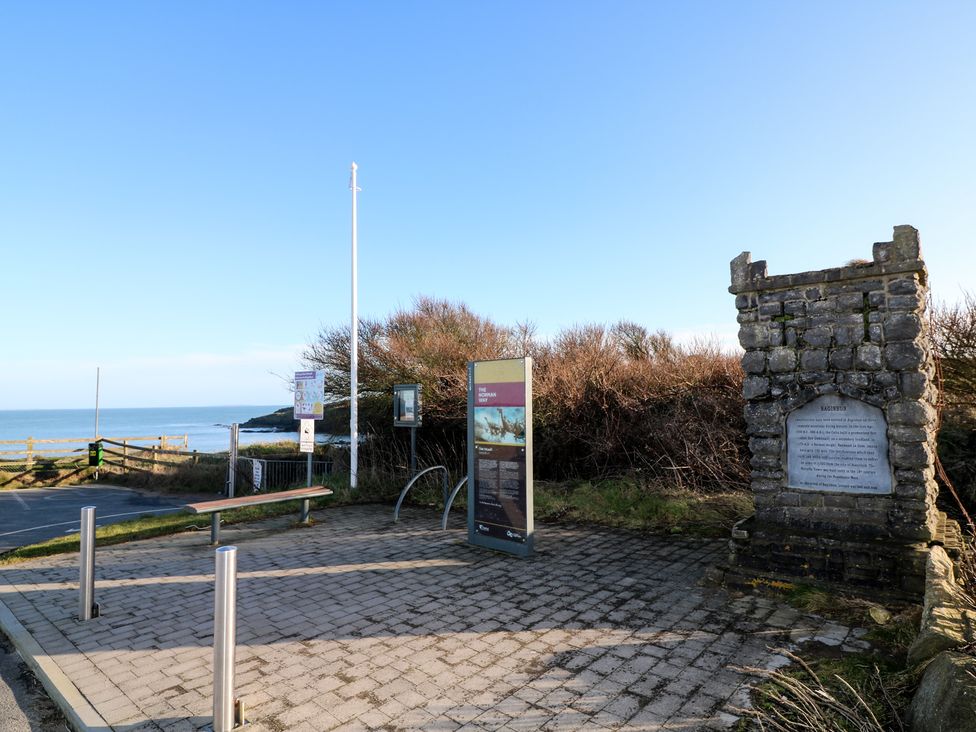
(734, 648), (912, 732)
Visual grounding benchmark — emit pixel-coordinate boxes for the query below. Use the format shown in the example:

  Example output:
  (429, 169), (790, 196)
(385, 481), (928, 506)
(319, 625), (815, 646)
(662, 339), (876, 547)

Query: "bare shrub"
(931, 292), (976, 516)
(304, 298), (748, 491)
(533, 326), (747, 487)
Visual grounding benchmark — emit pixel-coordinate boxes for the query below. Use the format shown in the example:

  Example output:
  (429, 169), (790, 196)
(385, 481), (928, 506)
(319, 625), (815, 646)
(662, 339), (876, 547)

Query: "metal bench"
(185, 486), (334, 545)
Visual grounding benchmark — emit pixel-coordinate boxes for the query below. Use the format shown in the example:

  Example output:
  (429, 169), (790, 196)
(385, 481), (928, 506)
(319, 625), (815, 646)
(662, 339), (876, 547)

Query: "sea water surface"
(0, 406), (316, 454)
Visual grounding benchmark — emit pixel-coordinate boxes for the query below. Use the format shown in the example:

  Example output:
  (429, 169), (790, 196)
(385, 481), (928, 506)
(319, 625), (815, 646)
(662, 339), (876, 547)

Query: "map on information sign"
(294, 370), (325, 420)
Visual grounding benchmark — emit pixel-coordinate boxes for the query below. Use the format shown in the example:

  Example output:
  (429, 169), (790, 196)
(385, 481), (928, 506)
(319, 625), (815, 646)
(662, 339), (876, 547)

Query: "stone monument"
(728, 225), (949, 598)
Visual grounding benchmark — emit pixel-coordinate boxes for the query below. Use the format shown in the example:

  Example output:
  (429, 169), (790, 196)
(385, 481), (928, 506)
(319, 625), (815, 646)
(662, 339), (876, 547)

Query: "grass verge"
(0, 496), (338, 566)
(534, 477), (752, 537)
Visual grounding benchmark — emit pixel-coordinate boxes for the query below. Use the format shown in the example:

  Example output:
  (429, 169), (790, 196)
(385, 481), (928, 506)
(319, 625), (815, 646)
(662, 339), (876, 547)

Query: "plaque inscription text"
(786, 395), (891, 494)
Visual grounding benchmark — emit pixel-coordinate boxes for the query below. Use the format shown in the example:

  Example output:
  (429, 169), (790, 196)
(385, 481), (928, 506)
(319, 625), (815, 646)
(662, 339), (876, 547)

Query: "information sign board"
(393, 384), (422, 427)
(299, 419), (315, 454)
(294, 371), (325, 420)
(467, 357), (533, 556)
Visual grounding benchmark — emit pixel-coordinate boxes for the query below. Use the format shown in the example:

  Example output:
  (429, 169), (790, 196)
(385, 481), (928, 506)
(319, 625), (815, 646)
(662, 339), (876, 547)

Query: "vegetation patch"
(736, 646), (918, 731)
(736, 585), (924, 729)
(304, 297), (749, 491)
(533, 477), (752, 536)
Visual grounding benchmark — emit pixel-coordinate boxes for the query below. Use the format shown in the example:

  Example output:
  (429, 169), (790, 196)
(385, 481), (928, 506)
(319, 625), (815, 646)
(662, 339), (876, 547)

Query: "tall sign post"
(467, 358), (533, 556)
(349, 162), (360, 489)
(393, 384), (422, 476)
(227, 424), (239, 498)
(295, 370), (325, 522)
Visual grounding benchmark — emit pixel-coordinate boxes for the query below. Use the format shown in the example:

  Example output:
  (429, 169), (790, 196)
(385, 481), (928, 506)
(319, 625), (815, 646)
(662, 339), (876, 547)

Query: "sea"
(0, 406), (333, 455)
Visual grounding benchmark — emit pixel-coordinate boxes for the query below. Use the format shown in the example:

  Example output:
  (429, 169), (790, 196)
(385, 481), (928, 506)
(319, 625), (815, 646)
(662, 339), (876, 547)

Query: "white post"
(94, 367), (100, 481)
(350, 162), (359, 489)
(228, 424), (239, 498)
(94, 367), (100, 439)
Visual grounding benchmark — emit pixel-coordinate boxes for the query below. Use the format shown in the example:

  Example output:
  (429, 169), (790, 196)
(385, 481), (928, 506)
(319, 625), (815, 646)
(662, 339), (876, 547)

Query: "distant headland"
(240, 407), (298, 432)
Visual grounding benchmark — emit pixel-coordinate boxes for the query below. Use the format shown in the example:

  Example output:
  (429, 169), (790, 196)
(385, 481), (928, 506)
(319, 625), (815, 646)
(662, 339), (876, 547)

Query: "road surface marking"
(0, 507), (183, 538)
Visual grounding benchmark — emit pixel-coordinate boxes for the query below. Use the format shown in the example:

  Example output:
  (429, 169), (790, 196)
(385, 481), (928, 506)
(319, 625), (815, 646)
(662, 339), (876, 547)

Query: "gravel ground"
(0, 631), (67, 731)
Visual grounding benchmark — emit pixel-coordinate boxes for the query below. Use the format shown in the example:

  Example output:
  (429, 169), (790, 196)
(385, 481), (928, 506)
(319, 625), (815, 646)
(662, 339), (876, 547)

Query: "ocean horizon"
(0, 405), (327, 454)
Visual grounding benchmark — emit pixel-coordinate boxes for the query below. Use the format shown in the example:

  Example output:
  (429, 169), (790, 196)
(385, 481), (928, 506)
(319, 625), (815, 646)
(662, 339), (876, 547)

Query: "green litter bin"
(88, 442), (103, 467)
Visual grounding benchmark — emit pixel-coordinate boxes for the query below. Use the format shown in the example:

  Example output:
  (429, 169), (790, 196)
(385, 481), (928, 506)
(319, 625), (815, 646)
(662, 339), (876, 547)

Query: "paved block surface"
(0, 505), (860, 730)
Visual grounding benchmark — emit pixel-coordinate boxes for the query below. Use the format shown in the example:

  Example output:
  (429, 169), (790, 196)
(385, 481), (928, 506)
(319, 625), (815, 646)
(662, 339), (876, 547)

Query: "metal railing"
(235, 457), (332, 494)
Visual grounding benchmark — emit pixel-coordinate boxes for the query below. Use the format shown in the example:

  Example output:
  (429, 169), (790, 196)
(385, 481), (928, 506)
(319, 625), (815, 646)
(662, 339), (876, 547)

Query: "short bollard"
(213, 545), (243, 731)
(78, 506), (99, 621)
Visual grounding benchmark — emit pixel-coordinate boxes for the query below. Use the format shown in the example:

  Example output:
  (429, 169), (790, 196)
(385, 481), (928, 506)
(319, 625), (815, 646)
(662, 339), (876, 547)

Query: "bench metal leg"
(300, 499), (310, 524)
(211, 513), (221, 545)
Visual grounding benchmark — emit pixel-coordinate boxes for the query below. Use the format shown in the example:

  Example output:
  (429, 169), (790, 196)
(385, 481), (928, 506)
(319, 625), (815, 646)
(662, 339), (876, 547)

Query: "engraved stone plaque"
(787, 394), (891, 494)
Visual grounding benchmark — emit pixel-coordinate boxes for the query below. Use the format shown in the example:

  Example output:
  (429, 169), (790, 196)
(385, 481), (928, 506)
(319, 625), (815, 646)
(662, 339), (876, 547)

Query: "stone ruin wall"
(729, 225), (942, 596)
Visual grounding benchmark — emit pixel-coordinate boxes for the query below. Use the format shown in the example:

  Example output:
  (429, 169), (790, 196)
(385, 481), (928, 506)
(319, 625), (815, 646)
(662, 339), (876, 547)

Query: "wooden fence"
(0, 435), (189, 470)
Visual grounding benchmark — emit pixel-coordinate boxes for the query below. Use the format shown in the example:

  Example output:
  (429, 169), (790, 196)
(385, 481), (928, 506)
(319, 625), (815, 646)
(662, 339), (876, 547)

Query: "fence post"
(79, 506), (99, 621)
(183, 434), (189, 449)
(122, 439), (128, 473)
(213, 546), (242, 731)
(161, 435), (167, 452)
(26, 437), (33, 469)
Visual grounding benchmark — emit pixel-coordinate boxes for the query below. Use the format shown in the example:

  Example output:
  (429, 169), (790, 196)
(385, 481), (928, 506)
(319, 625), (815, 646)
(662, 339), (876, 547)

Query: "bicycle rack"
(393, 465), (449, 523)
(441, 476), (467, 530)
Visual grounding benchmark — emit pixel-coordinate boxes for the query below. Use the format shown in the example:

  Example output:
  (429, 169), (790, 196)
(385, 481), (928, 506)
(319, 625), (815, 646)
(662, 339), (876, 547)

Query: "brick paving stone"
(0, 504), (865, 730)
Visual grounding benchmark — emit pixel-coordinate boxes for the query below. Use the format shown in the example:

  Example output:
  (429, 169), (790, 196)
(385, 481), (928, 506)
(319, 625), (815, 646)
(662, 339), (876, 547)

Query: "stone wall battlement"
(728, 225), (940, 597)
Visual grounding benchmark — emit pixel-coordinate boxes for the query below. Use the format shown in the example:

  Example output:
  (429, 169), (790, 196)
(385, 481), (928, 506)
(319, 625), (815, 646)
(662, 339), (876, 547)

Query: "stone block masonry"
(728, 225), (944, 598)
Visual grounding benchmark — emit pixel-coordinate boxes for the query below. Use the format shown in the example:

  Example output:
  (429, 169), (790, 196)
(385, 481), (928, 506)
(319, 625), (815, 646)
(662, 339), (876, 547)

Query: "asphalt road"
(0, 484), (201, 554)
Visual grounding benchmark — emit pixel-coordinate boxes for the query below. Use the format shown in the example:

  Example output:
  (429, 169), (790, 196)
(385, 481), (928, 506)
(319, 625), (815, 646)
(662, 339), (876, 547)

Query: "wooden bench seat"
(185, 486), (334, 545)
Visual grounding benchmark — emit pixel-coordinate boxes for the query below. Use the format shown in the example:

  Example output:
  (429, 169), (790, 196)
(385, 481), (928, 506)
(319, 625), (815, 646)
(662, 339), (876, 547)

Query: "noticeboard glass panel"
(393, 384), (422, 427)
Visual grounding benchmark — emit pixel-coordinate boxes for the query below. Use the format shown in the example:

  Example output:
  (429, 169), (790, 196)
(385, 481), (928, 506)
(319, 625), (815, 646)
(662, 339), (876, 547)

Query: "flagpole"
(94, 366), (101, 481)
(94, 367), (101, 439)
(350, 162), (359, 489)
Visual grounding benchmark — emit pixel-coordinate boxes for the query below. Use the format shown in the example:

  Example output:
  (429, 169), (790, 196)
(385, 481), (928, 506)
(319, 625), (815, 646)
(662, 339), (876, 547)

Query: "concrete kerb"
(0, 595), (111, 732)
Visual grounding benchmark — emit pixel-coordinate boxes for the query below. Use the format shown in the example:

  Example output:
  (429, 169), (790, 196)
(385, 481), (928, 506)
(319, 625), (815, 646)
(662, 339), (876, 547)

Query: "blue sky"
(2, 2), (974, 409)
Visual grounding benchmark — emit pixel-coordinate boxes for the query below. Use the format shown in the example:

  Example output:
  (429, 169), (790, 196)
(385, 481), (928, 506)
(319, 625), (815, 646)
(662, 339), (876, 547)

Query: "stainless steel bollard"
(213, 546), (239, 731)
(78, 506), (98, 621)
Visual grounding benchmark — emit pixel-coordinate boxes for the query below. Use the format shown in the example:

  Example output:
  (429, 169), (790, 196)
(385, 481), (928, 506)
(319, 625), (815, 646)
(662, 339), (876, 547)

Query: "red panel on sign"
(474, 382), (525, 407)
